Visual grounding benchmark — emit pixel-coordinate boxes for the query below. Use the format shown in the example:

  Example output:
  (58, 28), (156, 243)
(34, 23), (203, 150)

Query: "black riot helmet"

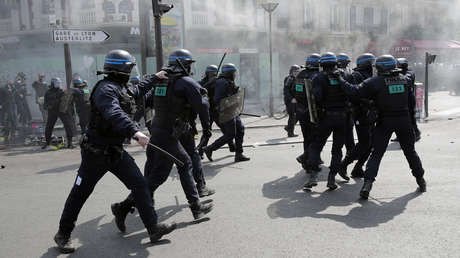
(220, 63), (238, 81)
(356, 53), (376, 70)
(72, 78), (84, 88)
(337, 53), (351, 68)
(319, 52), (338, 70)
(289, 65), (301, 75)
(397, 58), (409, 73)
(103, 50), (136, 75)
(167, 49), (196, 74)
(375, 55), (398, 75)
(305, 53), (321, 69)
(205, 64), (218, 77)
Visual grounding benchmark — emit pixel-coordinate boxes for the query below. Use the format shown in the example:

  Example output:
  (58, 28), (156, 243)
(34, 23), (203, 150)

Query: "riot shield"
(304, 79), (319, 124)
(218, 88), (245, 124)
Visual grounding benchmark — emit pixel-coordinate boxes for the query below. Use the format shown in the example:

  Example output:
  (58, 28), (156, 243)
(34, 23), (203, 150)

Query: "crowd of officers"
(283, 52), (426, 200)
(0, 72), (93, 148)
(52, 48), (250, 254)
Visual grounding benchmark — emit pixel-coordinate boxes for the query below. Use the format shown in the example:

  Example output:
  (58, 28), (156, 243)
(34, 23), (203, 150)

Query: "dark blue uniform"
(71, 87), (91, 133)
(339, 73), (425, 181)
(342, 70), (356, 156)
(283, 75), (298, 134)
(341, 69), (375, 175)
(307, 72), (347, 173)
(120, 76), (211, 212)
(44, 87), (74, 145)
(58, 76), (160, 235)
(207, 77), (245, 154)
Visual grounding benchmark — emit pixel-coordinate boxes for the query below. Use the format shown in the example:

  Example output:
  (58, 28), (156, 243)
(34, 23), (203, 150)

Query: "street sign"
(53, 29), (110, 43)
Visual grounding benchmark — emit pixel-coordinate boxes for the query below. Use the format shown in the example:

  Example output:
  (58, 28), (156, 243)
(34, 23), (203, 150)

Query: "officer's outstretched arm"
(137, 71), (168, 97)
(94, 86), (138, 139)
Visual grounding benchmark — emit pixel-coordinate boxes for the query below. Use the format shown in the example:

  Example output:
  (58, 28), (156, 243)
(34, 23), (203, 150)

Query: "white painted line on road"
(433, 107), (460, 116)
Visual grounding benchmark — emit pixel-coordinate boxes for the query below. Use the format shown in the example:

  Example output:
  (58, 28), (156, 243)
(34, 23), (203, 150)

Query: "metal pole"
(152, 0), (163, 71)
(424, 52), (429, 118)
(64, 43), (72, 89)
(139, 0), (147, 76)
(269, 11), (274, 117)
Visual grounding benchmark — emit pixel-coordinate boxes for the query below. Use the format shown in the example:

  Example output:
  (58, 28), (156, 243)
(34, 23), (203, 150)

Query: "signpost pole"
(424, 52), (429, 118)
(64, 43), (72, 89)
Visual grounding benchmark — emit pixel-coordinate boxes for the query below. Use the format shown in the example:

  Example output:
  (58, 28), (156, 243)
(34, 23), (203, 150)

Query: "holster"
(80, 136), (123, 165)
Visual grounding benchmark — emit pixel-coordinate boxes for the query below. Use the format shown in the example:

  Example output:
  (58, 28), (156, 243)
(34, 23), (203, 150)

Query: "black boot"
(296, 153), (305, 164)
(197, 184), (216, 198)
(111, 202), (135, 232)
(303, 171), (319, 190)
(351, 165), (365, 178)
(203, 146), (213, 162)
(148, 223), (177, 243)
(190, 200), (214, 220)
(415, 129), (422, 142)
(54, 231), (75, 254)
(360, 180), (373, 199)
(67, 137), (74, 149)
(288, 131), (298, 137)
(337, 166), (350, 181)
(327, 172), (338, 190)
(235, 153), (250, 162)
(416, 177), (426, 192)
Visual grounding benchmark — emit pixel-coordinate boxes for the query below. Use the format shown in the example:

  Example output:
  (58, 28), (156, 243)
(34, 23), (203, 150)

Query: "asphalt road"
(1, 93), (460, 258)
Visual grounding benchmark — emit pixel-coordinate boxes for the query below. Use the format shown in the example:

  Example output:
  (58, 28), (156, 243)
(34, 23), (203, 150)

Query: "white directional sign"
(53, 29), (111, 43)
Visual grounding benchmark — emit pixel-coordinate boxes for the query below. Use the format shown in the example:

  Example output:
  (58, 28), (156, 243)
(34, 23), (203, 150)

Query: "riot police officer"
(53, 50), (175, 254)
(337, 53), (356, 158)
(283, 65), (300, 137)
(295, 54), (320, 169)
(394, 58), (421, 142)
(338, 55), (426, 199)
(339, 53), (376, 178)
(304, 53), (350, 190)
(14, 72), (32, 127)
(203, 63), (250, 162)
(198, 64), (236, 157)
(71, 78), (91, 133)
(0, 81), (17, 144)
(32, 73), (48, 122)
(42, 78), (74, 149)
(111, 49), (214, 233)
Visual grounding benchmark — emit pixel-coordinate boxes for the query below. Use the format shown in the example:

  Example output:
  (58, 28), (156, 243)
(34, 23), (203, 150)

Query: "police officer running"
(111, 49), (214, 233)
(304, 53), (350, 190)
(42, 78), (74, 149)
(338, 55), (426, 199)
(295, 54), (320, 169)
(53, 50), (175, 254)
(340, 53), (376, 178)
(71, 78), (91, 133)
(203, 63), (250, 162)
(197, 65), (236, 157)
(283, 65), (300, 137)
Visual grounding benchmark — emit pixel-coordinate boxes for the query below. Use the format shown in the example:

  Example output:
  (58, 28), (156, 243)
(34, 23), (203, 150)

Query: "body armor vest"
(151, 76), (192, 131)
(295, 69), (317, 106)
(376, 74), (409, 117)
(322, 72), (346, 111)
(88, 80), (136, 138)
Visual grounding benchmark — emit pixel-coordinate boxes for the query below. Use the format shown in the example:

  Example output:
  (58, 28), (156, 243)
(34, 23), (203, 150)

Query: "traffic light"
(427, 53), (436, 64)
(152, 0), (173, 16)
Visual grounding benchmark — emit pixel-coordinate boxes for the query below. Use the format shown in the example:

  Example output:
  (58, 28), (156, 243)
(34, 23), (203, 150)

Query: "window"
(191, 0), (207, 12)
(81, 0), (96, 9)
(303, 0), (313, 29)
(363, 7), (374, 29)
(330, 5), (342, 32)
(350, 5), (356, 31)
(0, 1), (12, 19)
(42, 0), (55, 15)
(277, 2), (289, 29)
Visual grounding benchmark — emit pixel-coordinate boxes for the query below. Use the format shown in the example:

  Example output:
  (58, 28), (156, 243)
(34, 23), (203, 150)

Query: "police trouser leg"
(59, 149), (157, 235)
(286, 103), (298, 133)
(234, 116), (245, 154)
(209, 119), (237, 152)
(146, 130), (199, 204)
(39, 104), (47, 123)
(180, 131), (206, 187)
(307, 117), (333, 169)
(58, 112), (74, 140)
(344, 115), (355, 155)
(78, 110), (90, 133)
(395, 118), (425, 178)
(45, 111), (59, 144)
(330, 116), (346, 173)
(364, 122), (393, 181)
(343, 123), (371, 166)
(298, 113), (311, 158)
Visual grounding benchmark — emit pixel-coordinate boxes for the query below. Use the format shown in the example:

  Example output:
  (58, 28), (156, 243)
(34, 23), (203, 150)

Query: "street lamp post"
(151, 0), (173, 71)
(261, 2), (278, 117)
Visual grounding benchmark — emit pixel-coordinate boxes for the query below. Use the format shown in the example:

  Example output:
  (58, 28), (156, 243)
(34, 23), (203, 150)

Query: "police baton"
(240, 113), (261, 118)
(133, 137), (185, 167)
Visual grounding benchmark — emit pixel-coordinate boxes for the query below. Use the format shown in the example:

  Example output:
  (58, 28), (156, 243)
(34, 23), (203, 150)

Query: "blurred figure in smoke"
(14, 72), (32, 126)
(392, 58), (421, 142)
(198, 64), (235, 158)
(283, 65), (300, 137)
(71, 78), (91, 134)
(42, 78), (74, 149)
(0, 80), (17, 144)
(32, 73), (49, 122)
